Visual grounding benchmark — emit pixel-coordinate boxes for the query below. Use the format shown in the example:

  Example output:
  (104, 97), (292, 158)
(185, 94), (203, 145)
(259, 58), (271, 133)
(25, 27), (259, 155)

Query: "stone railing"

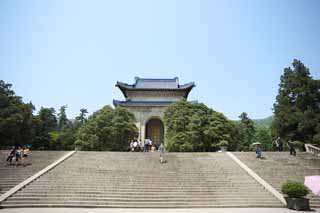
(305, 144), (320, 157)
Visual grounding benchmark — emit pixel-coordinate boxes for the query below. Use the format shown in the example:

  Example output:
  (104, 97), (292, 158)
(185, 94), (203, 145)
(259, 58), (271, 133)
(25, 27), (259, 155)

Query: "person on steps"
(274, 137), (283, 151)
(158, 143), (166, 164)
(288, 140), (296, 156)
(133, 139), (138, 152)
(15, 146), (23, 166)
(256, 144), (262, 159)
(22, 146), (30, 166)
(6, 147), (16, 165)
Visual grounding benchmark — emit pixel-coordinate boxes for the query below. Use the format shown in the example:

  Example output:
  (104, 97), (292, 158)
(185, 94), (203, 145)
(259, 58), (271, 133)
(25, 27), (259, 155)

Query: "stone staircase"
(0, 151), (68, 196)
(0, 152), (282, 208)
(234, 152), (320, 208)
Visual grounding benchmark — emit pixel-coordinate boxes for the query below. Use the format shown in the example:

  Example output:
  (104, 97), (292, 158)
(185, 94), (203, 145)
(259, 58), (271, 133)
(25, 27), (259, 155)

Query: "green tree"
(76, 108), (88, 124)
(272, 59), (320, 145)
(38, 107), (57, 131)
(58, 105), (68, 130)
(204, 111), (237, 151)
(238, 112), (255, 151)
(164, 100), (239, 152)
(74, 108), (88, 130)
(75, 106), (138, 151)
(0, 80), (35, 148)
(32, 107), (57, 149)
(255, 127), (272, 151)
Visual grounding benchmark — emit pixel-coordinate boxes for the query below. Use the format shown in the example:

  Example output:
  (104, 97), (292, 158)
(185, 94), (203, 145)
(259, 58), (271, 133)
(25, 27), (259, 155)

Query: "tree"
(38, 107), (57, 131)
(255, 127), (272, 151)
(58, 105), (68, 130)
(75, 106), (138, 151)
(204, 111), (238, 151)
(74, 108), (88, 130)
(32, 107), (57, 149)
(0, 80), (35, 148)
(76, 108), (88, 124)
(272, 59), (320, 145)
(164, 100), (239, 152)
(238, 112), (255, 151)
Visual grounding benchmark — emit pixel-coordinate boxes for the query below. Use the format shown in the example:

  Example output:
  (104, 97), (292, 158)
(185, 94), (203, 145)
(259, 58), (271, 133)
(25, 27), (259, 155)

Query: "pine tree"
(272, 59), (320, 145)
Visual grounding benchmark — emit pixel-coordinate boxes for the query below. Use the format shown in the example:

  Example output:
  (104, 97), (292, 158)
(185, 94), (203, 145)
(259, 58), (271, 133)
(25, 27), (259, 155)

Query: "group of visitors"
(255, 137), (298, 159)
(129, 139), (143, 152)
(143, 139), (154, 152)
(6, 145), (30, 166)
(129, 138), (155, 152)
(129, 139), (167, 164)
(274, 137), (297, 156)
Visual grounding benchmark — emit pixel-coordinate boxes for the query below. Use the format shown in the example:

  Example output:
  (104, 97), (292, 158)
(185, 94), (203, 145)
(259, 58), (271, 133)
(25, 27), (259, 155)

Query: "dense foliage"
(272, 59), (320, 146)
(237, 112), (256, 151)
(75, 106), (138, 151)
(0, 80), (35, 148)
(164, 100), (238, 152)
(254, 127), (273, 151)
(281, 181), (309, 198)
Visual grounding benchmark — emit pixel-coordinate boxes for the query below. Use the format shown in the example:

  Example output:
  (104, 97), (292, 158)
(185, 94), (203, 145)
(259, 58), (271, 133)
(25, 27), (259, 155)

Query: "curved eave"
(180, 82), (195, 98)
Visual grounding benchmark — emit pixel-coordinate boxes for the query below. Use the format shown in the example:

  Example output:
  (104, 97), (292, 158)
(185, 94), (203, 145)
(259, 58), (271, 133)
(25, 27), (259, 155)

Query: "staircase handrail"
(305, 143), (320, 156)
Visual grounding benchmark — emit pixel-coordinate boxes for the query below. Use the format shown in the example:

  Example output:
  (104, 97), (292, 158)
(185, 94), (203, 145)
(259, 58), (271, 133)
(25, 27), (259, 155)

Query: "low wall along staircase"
(1, 152), (283, 208)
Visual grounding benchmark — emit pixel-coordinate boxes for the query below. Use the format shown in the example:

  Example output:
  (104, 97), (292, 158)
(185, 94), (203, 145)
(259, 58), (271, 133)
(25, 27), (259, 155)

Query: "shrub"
(281, 181), (309, 198)
(217, 140), (229, 147)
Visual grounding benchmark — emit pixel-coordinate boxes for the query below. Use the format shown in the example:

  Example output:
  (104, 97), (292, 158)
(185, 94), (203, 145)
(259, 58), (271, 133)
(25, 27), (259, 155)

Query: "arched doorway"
(145, 118), (164, 147)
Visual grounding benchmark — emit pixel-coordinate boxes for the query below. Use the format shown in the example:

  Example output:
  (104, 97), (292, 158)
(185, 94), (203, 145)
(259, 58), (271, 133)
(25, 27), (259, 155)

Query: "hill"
(253, 116), (274, 129)
(233, 116), (274, 129)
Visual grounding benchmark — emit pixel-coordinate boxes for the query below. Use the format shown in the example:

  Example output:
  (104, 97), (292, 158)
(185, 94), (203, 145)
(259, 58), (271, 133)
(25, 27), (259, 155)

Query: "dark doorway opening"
(145, 118), (164, 147)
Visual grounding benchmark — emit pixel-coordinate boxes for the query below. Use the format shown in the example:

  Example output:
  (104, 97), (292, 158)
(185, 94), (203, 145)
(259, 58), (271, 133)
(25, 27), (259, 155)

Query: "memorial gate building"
(113, 77), (195, 147)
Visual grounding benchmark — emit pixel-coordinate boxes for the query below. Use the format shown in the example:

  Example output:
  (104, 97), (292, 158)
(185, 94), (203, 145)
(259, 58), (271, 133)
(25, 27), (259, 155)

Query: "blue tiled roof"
(115, 77), (195, 98)
(135, 77), (178, 89)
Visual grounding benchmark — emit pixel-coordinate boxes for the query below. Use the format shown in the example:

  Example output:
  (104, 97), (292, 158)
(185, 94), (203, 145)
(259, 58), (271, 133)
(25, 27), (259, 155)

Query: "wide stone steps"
(234, 152), (320, 208)
(0, 203), (282, 208)
(0, 151), (68, 196)
(0, 152), (283, 208)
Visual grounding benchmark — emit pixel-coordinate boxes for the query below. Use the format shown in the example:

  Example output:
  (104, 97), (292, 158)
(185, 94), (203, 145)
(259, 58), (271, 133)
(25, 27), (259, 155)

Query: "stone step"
(3, 200), (282, 205)
(21, 186), (265, 191)
(7, 197), (279, 202)
(1, 151), (283, 208)
(0, 203), (284, 208)
(13, 193), (275, 198)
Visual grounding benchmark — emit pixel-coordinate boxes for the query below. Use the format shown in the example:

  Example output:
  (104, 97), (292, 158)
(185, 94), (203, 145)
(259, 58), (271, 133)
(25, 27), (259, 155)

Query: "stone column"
(141, 122), (146, 143)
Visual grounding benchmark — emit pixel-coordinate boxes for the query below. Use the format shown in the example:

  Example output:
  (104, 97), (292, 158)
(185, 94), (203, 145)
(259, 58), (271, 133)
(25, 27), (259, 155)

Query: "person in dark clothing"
(256, 144), (262, 159)
(6, 147), (16, 165)
(288, 140), (296, 156)
(278, 140), (283, 151)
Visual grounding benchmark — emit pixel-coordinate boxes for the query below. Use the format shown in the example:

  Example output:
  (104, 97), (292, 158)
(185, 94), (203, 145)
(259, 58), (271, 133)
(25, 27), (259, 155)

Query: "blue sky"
(1, 0), (319, 120)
